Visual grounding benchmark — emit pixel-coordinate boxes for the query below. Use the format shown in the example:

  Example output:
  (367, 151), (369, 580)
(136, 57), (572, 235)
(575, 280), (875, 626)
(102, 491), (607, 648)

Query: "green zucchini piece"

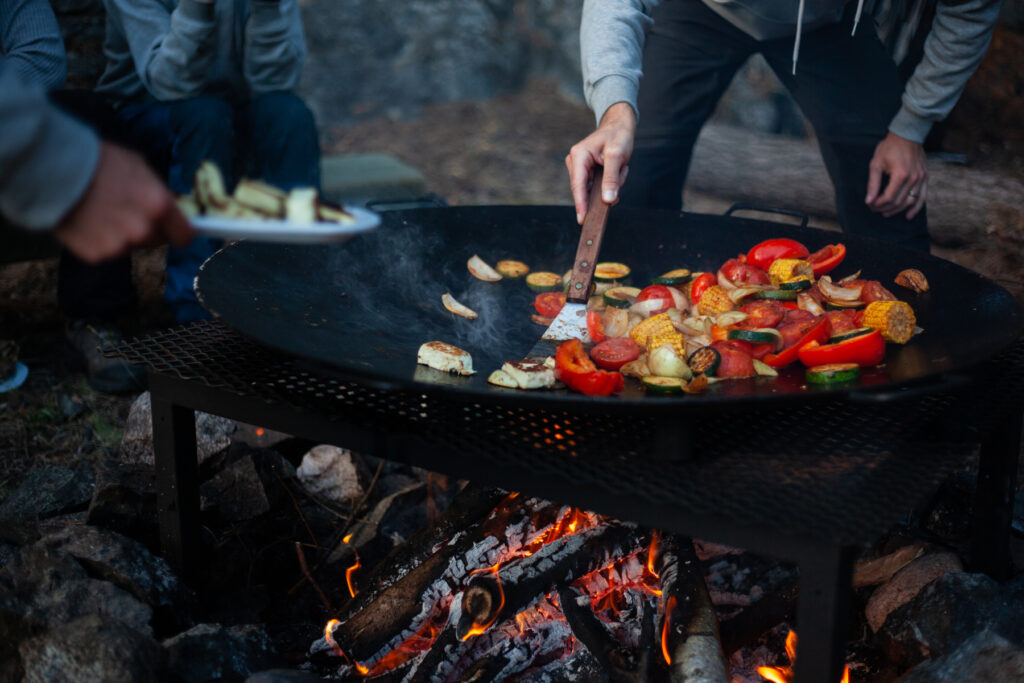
(829, 327), (875, 343)
(594, 262), (631, 283)
(779, 278), (813, 291)
(687, 346), (721, 376)
(806, 362), (861, 385)
(496, 260), (529, 278)
(727, 328), (781, 345)
(753, 289), (798, 301)
(642, 376), (685, 394)
(652, 269), (692, 286)
(526, 271), (563, 292)
(603, 286), (642, 309)
(824, 300), (866, 310)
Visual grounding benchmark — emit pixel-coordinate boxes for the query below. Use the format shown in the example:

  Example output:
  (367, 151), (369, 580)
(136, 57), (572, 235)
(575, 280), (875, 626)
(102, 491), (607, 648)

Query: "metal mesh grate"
(114, 321), (1024, 544)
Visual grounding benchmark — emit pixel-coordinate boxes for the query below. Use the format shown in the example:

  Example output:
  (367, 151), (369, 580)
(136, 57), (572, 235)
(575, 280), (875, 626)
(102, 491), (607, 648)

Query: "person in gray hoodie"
(96, 0), (320, 323)
(566, 0), (1001, 253)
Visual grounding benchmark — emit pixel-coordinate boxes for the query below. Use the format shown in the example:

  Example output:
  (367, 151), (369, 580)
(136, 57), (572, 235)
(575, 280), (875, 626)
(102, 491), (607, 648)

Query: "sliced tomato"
(574, 370), (624, 396)
(746, 238), (809, 270)
(762, 316), (832, 368)
(736, 300), (786, 330)
(689, 273), (717, 306)
(807, 244), (846, 276)
(586, 310), (608, 344)
(798, 329), (886, 367)
(590, 338), (642, 371)
(711, 340), (756, 378)
(534, 291), (566, 317)
(555, 339), (623, 396)
(844, 279), (897, 303)
(825, 309), (860, 335)
(721, 256), (770, 285)
(635, 285), (675, 315)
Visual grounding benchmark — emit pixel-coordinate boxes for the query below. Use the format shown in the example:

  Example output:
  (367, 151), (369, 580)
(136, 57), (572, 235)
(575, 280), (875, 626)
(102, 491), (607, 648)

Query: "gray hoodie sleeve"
(244, 0), (306, 94)
(0, 63), (99, 231)
(104, 0), (218, 101)
(0, 0), (67, 91)
(888, 0), (1002, 143)
(580, 0), (660, 126)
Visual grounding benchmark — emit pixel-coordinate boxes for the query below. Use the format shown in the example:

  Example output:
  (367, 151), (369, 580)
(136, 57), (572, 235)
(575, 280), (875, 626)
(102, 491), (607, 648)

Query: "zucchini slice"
(594, 262), (631, 282)
(496, 260), (530, 278)
(525, 271), (562, 292)
(642, 376), (685, 394)
(829, 326), (874, 343)
(603, 286), (642, 309)
(753, 289), (798, 301)
(806, 362), (861, 385)
(779, 278), (813, 291)
(727, 328), (783, 347)
(652, 269), (692, 286)
(824, 300), (866, 310)
(687, 345), (721, 376)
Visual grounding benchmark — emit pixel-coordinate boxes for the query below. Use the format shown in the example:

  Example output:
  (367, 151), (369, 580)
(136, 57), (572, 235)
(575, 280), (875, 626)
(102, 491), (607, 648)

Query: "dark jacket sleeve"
(243, 0), (306, 94)
(0, 0), (67, 90)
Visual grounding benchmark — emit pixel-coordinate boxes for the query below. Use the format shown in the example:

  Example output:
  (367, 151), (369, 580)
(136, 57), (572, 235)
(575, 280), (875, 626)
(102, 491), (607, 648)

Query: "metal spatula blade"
(527, 166), (611, 360)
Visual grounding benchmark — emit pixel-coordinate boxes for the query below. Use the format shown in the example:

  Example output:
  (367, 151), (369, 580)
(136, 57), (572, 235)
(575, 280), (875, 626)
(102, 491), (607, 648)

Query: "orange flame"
(256, 427), (265, 436)
(343, 534), (360, 598)
(647, 530), (662, 579)
(462, 563), (506, 640)
(756, 630), (850, 683)
(323, 620), (369, 675)
(661, 594), (676, 665)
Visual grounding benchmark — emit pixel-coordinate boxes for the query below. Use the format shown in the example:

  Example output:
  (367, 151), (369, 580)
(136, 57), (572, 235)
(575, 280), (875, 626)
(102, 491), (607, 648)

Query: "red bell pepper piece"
(762, 317), (831, 368)
(807, 243), (846, 277)
(689, 272), (716, 306)
(797, 329), (886, 367)
(555, 339), (623, 396)
(586, 310), (608, 344)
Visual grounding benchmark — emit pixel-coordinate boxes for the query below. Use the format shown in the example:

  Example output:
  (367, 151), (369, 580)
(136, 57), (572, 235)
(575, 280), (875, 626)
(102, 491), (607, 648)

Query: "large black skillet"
(195, 205), (1022, 414)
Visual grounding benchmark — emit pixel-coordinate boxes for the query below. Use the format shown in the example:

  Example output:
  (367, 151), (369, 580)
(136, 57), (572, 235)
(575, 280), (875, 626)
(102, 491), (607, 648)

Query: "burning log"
(718, 575), (799, 656)
(455, 522), (647, 640)
(656, 534), (728, 683)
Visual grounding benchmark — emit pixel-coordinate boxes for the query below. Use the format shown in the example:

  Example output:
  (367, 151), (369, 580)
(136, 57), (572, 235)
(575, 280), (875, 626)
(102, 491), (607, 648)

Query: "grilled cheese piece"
(233, 179), (286, 216)
(487, 369), (519, 388)
(285, 187), (318, 224)
(417, 341), (475, 375)
(194, 161), (230, 212)
(176, 195), (200, 218)
(318, 201), (356, 224)
(501, 359), (556, 389)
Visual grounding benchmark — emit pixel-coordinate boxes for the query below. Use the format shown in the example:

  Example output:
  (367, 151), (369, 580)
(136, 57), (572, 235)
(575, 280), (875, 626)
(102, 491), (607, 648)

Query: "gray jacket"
(0, 1), (97, 231)
(96, 0), (306, 103)
(581, 0), (1002, 143)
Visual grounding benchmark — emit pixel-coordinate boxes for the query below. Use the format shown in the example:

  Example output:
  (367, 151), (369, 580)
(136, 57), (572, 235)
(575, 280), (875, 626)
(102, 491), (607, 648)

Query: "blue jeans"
(118, 92), (321, 323)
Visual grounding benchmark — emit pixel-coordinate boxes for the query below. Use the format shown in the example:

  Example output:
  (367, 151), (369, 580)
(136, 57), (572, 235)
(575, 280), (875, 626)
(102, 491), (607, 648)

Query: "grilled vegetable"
(696, 285), (735, 315)
(779, 278), (812, 291)
(496, 260), (530, 278)
(768, 259), (814, 285)
(647, 344), (692, 379)
(442, 292), (478, 319)
(862, 300), (916, 343)
(594, 262), (631, 282)
(806, 362), (861, 385)
(895, 268), (929, 293)
(687, 346), (721, 376)
(727, 328), (783, 349)
(753, 289), (798, 301)
(629, 313), (673, 348)
(647, 332), (685, 355)
(652, 269), (693, 286)
(747, 238), (809, 270)
(829, 327), (874, 343)
(467, 255), (502, 282)
(526, 271), (563, 292)
(642, 376), (685, 394)
(603, 286), (641, 309)
(798, 328), (885, 367)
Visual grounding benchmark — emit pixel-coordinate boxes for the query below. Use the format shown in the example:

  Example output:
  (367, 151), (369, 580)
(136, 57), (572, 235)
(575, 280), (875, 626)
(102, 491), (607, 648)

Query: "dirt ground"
(1, 78), (1020, 495)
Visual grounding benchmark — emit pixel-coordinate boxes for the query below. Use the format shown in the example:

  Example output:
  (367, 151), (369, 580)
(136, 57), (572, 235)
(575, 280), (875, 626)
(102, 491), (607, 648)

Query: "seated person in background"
(96, 0), (321, 323)
(1, 0), (188, 392)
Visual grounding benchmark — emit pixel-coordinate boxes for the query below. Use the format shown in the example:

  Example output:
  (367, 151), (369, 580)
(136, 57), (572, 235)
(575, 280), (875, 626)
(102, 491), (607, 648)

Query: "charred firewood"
(558, 584), (655, 682)
(405, 601), (463, 683)
(453, 652), (511, 682)
(718, 575), (799, 656)
(456, 523), (647, 640)
(329, 496), (560, 661)
(657, 534), (728, 683)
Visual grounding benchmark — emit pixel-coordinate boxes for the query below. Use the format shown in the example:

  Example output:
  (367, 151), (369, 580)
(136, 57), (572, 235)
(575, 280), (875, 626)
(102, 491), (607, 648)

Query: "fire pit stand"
(115, 320), (1022, 683)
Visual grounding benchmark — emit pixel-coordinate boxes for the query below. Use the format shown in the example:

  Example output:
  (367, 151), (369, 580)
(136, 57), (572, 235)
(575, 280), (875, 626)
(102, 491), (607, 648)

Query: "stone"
(85, 462), (159, 547)
(19, 614), (163, 683)
(321, 153), (426, 204)
(865, 551), (963, 633)
(163, 623), (281, 681)
(0, 463), (95, 521)
(296, 445), (366, 506)
(200, 456), (271, 522)
(247, 669), (323, 683)
(119, 391), (235, 466)
(896, 630), (1024, 683)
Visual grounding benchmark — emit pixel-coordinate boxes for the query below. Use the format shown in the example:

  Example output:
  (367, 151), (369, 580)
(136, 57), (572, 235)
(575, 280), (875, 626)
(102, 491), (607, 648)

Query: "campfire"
(310, 493), (724, 681)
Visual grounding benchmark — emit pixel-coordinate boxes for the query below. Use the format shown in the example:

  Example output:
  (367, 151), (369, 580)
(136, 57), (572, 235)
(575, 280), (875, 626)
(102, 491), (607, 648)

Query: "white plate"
(191, 206), (380, 244)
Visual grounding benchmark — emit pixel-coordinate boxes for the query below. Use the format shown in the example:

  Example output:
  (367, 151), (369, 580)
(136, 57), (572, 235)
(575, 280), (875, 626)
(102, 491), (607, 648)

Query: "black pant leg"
(620, 0), (756, 211)
(48, 90), (137, 322)
(761, 9), (930, 252)
(235, 92), (321, 191)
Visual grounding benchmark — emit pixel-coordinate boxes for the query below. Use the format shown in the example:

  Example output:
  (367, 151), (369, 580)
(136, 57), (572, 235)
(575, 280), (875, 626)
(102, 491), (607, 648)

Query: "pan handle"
(847, 373), (973, 404)
(366, 193), (449, 212)
(724, 203), (809, 229)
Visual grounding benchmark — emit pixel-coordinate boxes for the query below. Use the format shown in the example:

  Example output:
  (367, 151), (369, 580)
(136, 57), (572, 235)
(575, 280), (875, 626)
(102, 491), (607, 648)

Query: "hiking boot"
(65, 320), (147, 394)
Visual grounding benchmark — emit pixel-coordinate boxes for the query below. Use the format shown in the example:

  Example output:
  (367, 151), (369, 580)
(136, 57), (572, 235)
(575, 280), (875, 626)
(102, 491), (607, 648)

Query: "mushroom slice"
(467, 255), (502, 282)
(442, 292), (478, 319)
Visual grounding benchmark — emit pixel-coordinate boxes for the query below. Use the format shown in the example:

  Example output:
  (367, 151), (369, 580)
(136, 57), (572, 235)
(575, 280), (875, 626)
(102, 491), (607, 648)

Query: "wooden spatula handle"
(566, 166), (610, 304)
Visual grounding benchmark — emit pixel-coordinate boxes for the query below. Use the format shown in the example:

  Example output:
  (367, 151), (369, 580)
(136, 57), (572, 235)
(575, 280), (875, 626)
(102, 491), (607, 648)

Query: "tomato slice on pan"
(590, 338), (642, 371)
(534, 292), (566, 317)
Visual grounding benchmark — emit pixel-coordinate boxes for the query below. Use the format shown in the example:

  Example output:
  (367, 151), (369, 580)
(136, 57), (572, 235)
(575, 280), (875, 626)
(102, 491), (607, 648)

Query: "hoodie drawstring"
(793, 0), (865, 75)
(851, 0), (865, 36)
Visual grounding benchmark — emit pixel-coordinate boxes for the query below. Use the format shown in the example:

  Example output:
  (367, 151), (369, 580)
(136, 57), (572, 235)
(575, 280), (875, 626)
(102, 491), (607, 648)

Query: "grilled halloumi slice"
(417, 341), (475, 375)
(234, 179), (286, 216)
(501, 359), (556, 390)
(487, 369), (519, 388)
(286, 187), (318, 224)
(194, 161), (229, 211)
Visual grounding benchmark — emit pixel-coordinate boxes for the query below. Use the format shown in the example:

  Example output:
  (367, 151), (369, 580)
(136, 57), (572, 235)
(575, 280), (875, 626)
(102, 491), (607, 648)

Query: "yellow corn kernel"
(768, 259), (813, 285)
(696, 285), (734, 316)
(629, 313), (673, 348)
(647, 333), (684, 354)
(862, 300), (916, 343)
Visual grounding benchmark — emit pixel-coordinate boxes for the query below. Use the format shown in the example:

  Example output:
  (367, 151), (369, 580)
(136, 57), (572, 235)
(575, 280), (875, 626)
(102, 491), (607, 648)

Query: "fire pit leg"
(970, 405), (1021, 580)
(792, 544), (856, 683)
(151, 382), (202, 584)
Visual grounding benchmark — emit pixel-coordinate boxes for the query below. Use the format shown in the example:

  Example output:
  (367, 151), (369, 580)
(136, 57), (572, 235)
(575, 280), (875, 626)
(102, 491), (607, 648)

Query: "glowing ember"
(757, 630), (850, 683)
(661, 594), (676, 665)
(256, 427), (265, 436)
(462, 563), (506, 640)
(342, 534), (360, 598)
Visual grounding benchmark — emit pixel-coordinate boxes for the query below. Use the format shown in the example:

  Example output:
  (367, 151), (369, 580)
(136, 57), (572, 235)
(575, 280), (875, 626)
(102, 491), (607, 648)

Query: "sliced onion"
(629, 298), (671, 318)
(667, 286), (689, 311)
(715, 311), (749, 327)
(839, 270), (862, 284)
(717, 270), (737, 291)
(752, 358), (779, 377)
(817, 275), (863, 301)
(728, 286), (763, 304)
(797, 292), (825, 316)
(602, 307), (630, 338)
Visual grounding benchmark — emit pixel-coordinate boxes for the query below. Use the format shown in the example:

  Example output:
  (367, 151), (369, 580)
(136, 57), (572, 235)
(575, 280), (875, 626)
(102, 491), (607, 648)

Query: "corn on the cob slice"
(629, 313), (673, 348)
(768, 259), (814, 285)
(647, 332), (684, 354)
(862, 300), (916, 343)
(696, 285), (735, 316)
